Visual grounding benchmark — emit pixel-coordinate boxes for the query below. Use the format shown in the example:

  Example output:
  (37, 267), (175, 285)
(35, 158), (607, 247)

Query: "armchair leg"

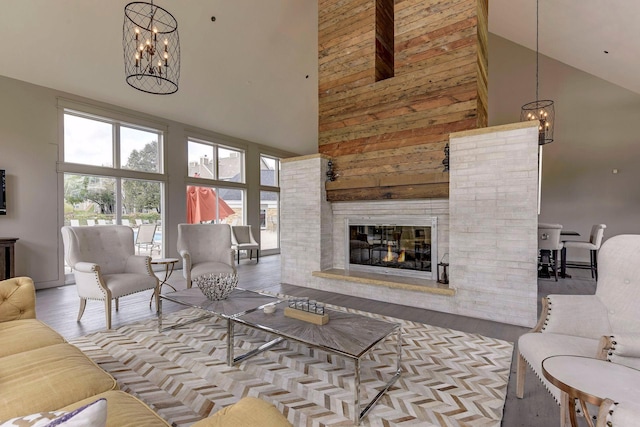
(257, 249), (259, 263)
(105, 299), (112, 330)
(187, 278), (192, 289)
(516, 351), (526, 398)
(77, 298), (87, 322)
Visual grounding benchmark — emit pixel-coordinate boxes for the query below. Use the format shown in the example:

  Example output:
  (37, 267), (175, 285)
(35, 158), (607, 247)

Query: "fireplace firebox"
(346, 217), (438, 280)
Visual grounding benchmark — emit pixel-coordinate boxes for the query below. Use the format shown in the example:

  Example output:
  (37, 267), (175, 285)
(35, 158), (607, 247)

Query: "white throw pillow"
(0, 398), (107, 427)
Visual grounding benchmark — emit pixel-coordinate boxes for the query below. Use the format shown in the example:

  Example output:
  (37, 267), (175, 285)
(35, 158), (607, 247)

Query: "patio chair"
(516, 235), (640, 419)
(177, 223), (236, 288)
(231, 225), (260, 264)
(61, 225), (159, 329)
(135, 223), (160, 255)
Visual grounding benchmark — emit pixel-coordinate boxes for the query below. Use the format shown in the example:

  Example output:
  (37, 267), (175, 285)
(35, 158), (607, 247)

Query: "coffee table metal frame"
(232, 301), (402, 425)
(157, 287), (280, 365)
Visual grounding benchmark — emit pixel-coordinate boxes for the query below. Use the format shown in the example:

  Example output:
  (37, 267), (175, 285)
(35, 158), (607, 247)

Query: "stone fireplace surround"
(281, 122), (540, 327)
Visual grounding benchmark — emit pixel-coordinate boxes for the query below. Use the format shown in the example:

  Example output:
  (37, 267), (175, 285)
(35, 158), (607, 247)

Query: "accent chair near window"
(177, 223), (236, 288)
(61, 225), (159, 330)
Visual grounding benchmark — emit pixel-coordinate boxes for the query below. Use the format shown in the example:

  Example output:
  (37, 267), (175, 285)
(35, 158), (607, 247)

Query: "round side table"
(149, 258), (179, 306)
(542, 355), (640, 427)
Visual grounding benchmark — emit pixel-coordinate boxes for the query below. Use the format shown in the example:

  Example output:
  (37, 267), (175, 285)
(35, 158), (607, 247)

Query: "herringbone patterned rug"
(70, 305), (513, 426)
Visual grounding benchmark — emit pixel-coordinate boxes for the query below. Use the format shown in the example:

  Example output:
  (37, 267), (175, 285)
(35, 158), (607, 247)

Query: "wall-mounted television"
(0, 170), (5, 215)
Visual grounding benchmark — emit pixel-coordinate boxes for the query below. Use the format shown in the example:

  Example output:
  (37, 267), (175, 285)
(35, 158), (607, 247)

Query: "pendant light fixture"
(123, 1), (180, 95)
(520, 0), (554, 145)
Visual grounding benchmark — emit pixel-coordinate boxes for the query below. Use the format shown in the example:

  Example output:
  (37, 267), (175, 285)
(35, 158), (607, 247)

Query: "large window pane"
(186, 186), (244, 225)
(64, 174), (116, 226)
(64, 115), (113, 167)
(260, 156), (279, 186)
(188, 140), (215, 178)
(260, 191), (279, 250)
(121, 126), (161, 172)
(123, 179), (162, 257)
(218, 147), (243, 182)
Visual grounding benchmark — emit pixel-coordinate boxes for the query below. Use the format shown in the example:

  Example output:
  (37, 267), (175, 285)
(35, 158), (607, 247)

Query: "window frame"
(58, 100), (168, 256)
(187, 136), (246, 183)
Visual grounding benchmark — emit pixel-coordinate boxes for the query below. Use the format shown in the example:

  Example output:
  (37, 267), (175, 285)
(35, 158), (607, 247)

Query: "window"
(64, 112), (162, 172)
(260, 155), (281, 251)
(61, 108), (166, 263)
(64, 115), (113, 167)
(260, 191), (279, 250)
(186, 185), (244, 225)
(188, 138), (244, 183)
(260, 156), (279, 186)
(121, 126), (161, 173)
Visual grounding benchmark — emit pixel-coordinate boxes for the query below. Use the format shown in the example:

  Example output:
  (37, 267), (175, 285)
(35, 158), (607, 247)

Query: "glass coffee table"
(232, 301), (402, 425)
(157, 287), (280, 364)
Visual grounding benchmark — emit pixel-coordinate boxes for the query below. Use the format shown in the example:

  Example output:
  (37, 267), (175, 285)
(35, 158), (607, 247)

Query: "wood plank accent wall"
(319, 0), (488, 202)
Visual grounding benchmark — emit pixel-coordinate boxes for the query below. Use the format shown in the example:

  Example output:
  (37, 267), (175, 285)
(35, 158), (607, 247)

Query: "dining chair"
(562, 224), (607, 280)
(538, 223), (564, 281)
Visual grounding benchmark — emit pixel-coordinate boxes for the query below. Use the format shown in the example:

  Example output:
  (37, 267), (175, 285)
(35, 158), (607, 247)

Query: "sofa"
(0, 276), (292, 427)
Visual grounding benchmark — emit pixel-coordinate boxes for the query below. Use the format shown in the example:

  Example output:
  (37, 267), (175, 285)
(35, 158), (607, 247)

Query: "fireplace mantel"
(312, 268), (455, 296)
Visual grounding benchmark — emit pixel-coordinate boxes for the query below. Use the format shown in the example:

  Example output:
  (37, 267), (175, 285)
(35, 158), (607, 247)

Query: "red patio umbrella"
(186, 186), (235, 224)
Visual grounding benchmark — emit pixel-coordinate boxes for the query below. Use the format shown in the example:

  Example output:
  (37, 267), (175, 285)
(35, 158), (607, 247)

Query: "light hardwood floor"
(35, 255), (597, 427)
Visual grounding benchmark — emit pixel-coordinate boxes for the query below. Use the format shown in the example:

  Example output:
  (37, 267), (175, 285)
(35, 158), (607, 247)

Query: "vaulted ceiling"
(1, 1), (637, 156)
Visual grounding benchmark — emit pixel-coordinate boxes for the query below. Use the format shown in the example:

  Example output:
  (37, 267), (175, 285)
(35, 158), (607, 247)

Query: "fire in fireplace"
(346, 217), (438, 280)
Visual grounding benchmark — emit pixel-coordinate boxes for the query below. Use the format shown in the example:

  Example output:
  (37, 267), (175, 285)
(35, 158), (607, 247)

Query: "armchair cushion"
(102, 273), (158, 299)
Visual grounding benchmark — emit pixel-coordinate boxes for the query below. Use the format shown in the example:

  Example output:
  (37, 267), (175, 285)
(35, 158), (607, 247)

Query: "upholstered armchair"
(177, 223), (236, 289)
(231, 225), (260, 264)
(61, 225), (159, 329)
(517, 235), (640, 413)
(597, 399), (640, 426)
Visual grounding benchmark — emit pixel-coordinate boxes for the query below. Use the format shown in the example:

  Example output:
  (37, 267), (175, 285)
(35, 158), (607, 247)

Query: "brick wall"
(449, 121), (539, 326)
(280, 155), (333, 285)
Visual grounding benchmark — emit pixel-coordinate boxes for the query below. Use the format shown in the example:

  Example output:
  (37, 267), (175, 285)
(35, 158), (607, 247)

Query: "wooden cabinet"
(0, 238), (18, 280)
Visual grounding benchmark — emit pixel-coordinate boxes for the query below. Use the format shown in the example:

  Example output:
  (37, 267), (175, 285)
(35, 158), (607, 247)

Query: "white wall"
(489, 34), (640, 253)
(0, 75), (292, 288)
